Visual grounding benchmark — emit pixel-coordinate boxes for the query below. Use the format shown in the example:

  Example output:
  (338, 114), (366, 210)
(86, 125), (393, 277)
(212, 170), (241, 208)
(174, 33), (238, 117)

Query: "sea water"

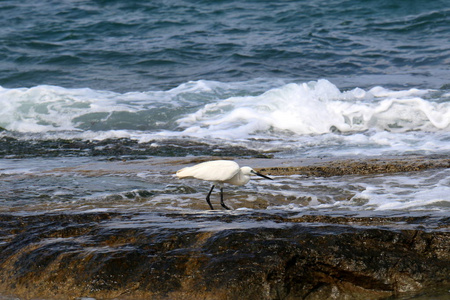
(0, 0), (450, 213)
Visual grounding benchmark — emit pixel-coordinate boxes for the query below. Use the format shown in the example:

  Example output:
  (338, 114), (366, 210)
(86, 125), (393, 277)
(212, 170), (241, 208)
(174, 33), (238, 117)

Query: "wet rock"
(0, 137), (269, 159)
(256, 156), (450, 177)
(0, 212), (449, 299)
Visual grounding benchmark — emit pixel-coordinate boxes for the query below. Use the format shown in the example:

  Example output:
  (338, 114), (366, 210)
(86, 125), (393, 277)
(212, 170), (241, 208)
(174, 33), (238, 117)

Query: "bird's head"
(241, 167), (273, 180)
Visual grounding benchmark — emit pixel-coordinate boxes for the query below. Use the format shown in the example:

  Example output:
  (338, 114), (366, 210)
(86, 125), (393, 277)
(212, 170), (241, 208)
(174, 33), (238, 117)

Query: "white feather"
(176, 160), (240, 182)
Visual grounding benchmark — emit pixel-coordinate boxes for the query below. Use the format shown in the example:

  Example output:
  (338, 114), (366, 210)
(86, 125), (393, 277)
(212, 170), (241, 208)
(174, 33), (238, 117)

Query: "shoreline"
(39, 153), (450, 177)
(0, 154), (449, 299)
(0, 210), (448, 299)
(254, 155), (450, 177)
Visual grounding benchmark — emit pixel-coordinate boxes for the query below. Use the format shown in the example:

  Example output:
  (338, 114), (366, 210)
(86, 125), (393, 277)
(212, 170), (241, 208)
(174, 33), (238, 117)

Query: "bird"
(176, 160), (273, 210)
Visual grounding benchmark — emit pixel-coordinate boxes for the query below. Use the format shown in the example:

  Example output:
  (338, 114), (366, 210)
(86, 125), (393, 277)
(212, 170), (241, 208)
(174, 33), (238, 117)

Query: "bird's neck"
(225, 172), (250, 186)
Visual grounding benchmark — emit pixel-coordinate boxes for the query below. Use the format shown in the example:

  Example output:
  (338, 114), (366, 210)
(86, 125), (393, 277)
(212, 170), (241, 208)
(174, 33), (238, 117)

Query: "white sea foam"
(177, 79), (449, 137)
(1, 79), (449, 157)
(0, 80), (226, 133)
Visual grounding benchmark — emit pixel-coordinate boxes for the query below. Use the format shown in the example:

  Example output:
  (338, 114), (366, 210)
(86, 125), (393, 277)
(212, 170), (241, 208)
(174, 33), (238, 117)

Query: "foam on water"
(177, 80), (448, 137)
(264, 169), (450, 212)
(1, 79), (449, 157)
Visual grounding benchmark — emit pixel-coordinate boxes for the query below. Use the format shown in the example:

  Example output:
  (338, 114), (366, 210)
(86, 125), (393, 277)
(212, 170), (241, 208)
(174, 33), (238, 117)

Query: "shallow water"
(2, 157), (449, 214)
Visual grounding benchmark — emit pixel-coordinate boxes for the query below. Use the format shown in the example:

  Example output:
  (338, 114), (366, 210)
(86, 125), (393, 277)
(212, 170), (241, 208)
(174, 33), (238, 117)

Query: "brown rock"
(0, 212), (449, 299)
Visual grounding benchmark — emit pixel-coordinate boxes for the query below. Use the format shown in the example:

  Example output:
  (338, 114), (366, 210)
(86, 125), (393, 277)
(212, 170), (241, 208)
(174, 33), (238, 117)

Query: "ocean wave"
(1, 79), (449, 141)
(177, 79), (449, 138)
(0, 81), (222, 134)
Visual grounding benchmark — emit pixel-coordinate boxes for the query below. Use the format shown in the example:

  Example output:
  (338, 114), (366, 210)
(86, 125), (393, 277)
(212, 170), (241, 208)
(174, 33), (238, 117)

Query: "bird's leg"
(206, 185), (215, 210)
(220, 187), (231, 210)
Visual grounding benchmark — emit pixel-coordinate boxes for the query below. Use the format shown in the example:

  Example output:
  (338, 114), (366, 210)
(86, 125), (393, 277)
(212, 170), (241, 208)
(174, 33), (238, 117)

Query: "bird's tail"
(175, 167), (191, 179)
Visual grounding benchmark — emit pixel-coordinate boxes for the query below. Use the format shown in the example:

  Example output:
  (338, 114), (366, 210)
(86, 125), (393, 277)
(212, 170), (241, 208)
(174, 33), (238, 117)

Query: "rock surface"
(0, 211), (449, 299)
(255, 155), (450, 177)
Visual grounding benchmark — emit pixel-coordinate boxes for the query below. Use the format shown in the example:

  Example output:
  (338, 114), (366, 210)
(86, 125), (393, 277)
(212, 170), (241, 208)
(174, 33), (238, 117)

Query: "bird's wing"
(176, 160), (240, 182)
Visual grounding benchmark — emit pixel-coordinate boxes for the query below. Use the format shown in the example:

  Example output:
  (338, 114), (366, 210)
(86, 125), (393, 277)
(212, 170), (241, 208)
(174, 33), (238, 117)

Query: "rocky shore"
(0, 211), (448, 300)
(0, 155), (449, 299)
(254, 155), (450, 177)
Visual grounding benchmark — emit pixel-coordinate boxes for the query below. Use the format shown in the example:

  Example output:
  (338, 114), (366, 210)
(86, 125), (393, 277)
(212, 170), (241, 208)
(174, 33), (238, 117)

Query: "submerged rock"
(0, 212), (448, 299)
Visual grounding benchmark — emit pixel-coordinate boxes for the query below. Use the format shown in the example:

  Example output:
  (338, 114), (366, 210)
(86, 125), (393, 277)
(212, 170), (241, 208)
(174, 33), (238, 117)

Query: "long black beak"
(252, 170), (273, 180)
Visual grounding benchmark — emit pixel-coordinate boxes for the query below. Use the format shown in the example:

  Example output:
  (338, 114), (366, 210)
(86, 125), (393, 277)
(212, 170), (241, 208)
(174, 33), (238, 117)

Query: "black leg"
(220, 187), (231, 210)
(206, 185), (215, 210)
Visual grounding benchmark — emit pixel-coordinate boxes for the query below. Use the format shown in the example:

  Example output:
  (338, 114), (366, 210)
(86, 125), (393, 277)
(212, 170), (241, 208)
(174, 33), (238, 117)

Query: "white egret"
(176, 160), (273, 210)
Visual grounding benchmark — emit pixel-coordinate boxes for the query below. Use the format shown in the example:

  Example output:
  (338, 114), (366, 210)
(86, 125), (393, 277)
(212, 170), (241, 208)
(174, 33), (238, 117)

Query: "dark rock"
(0, 212), (449, 299)
(0, 137), (269, 159)
(256, 156), (450, 177)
